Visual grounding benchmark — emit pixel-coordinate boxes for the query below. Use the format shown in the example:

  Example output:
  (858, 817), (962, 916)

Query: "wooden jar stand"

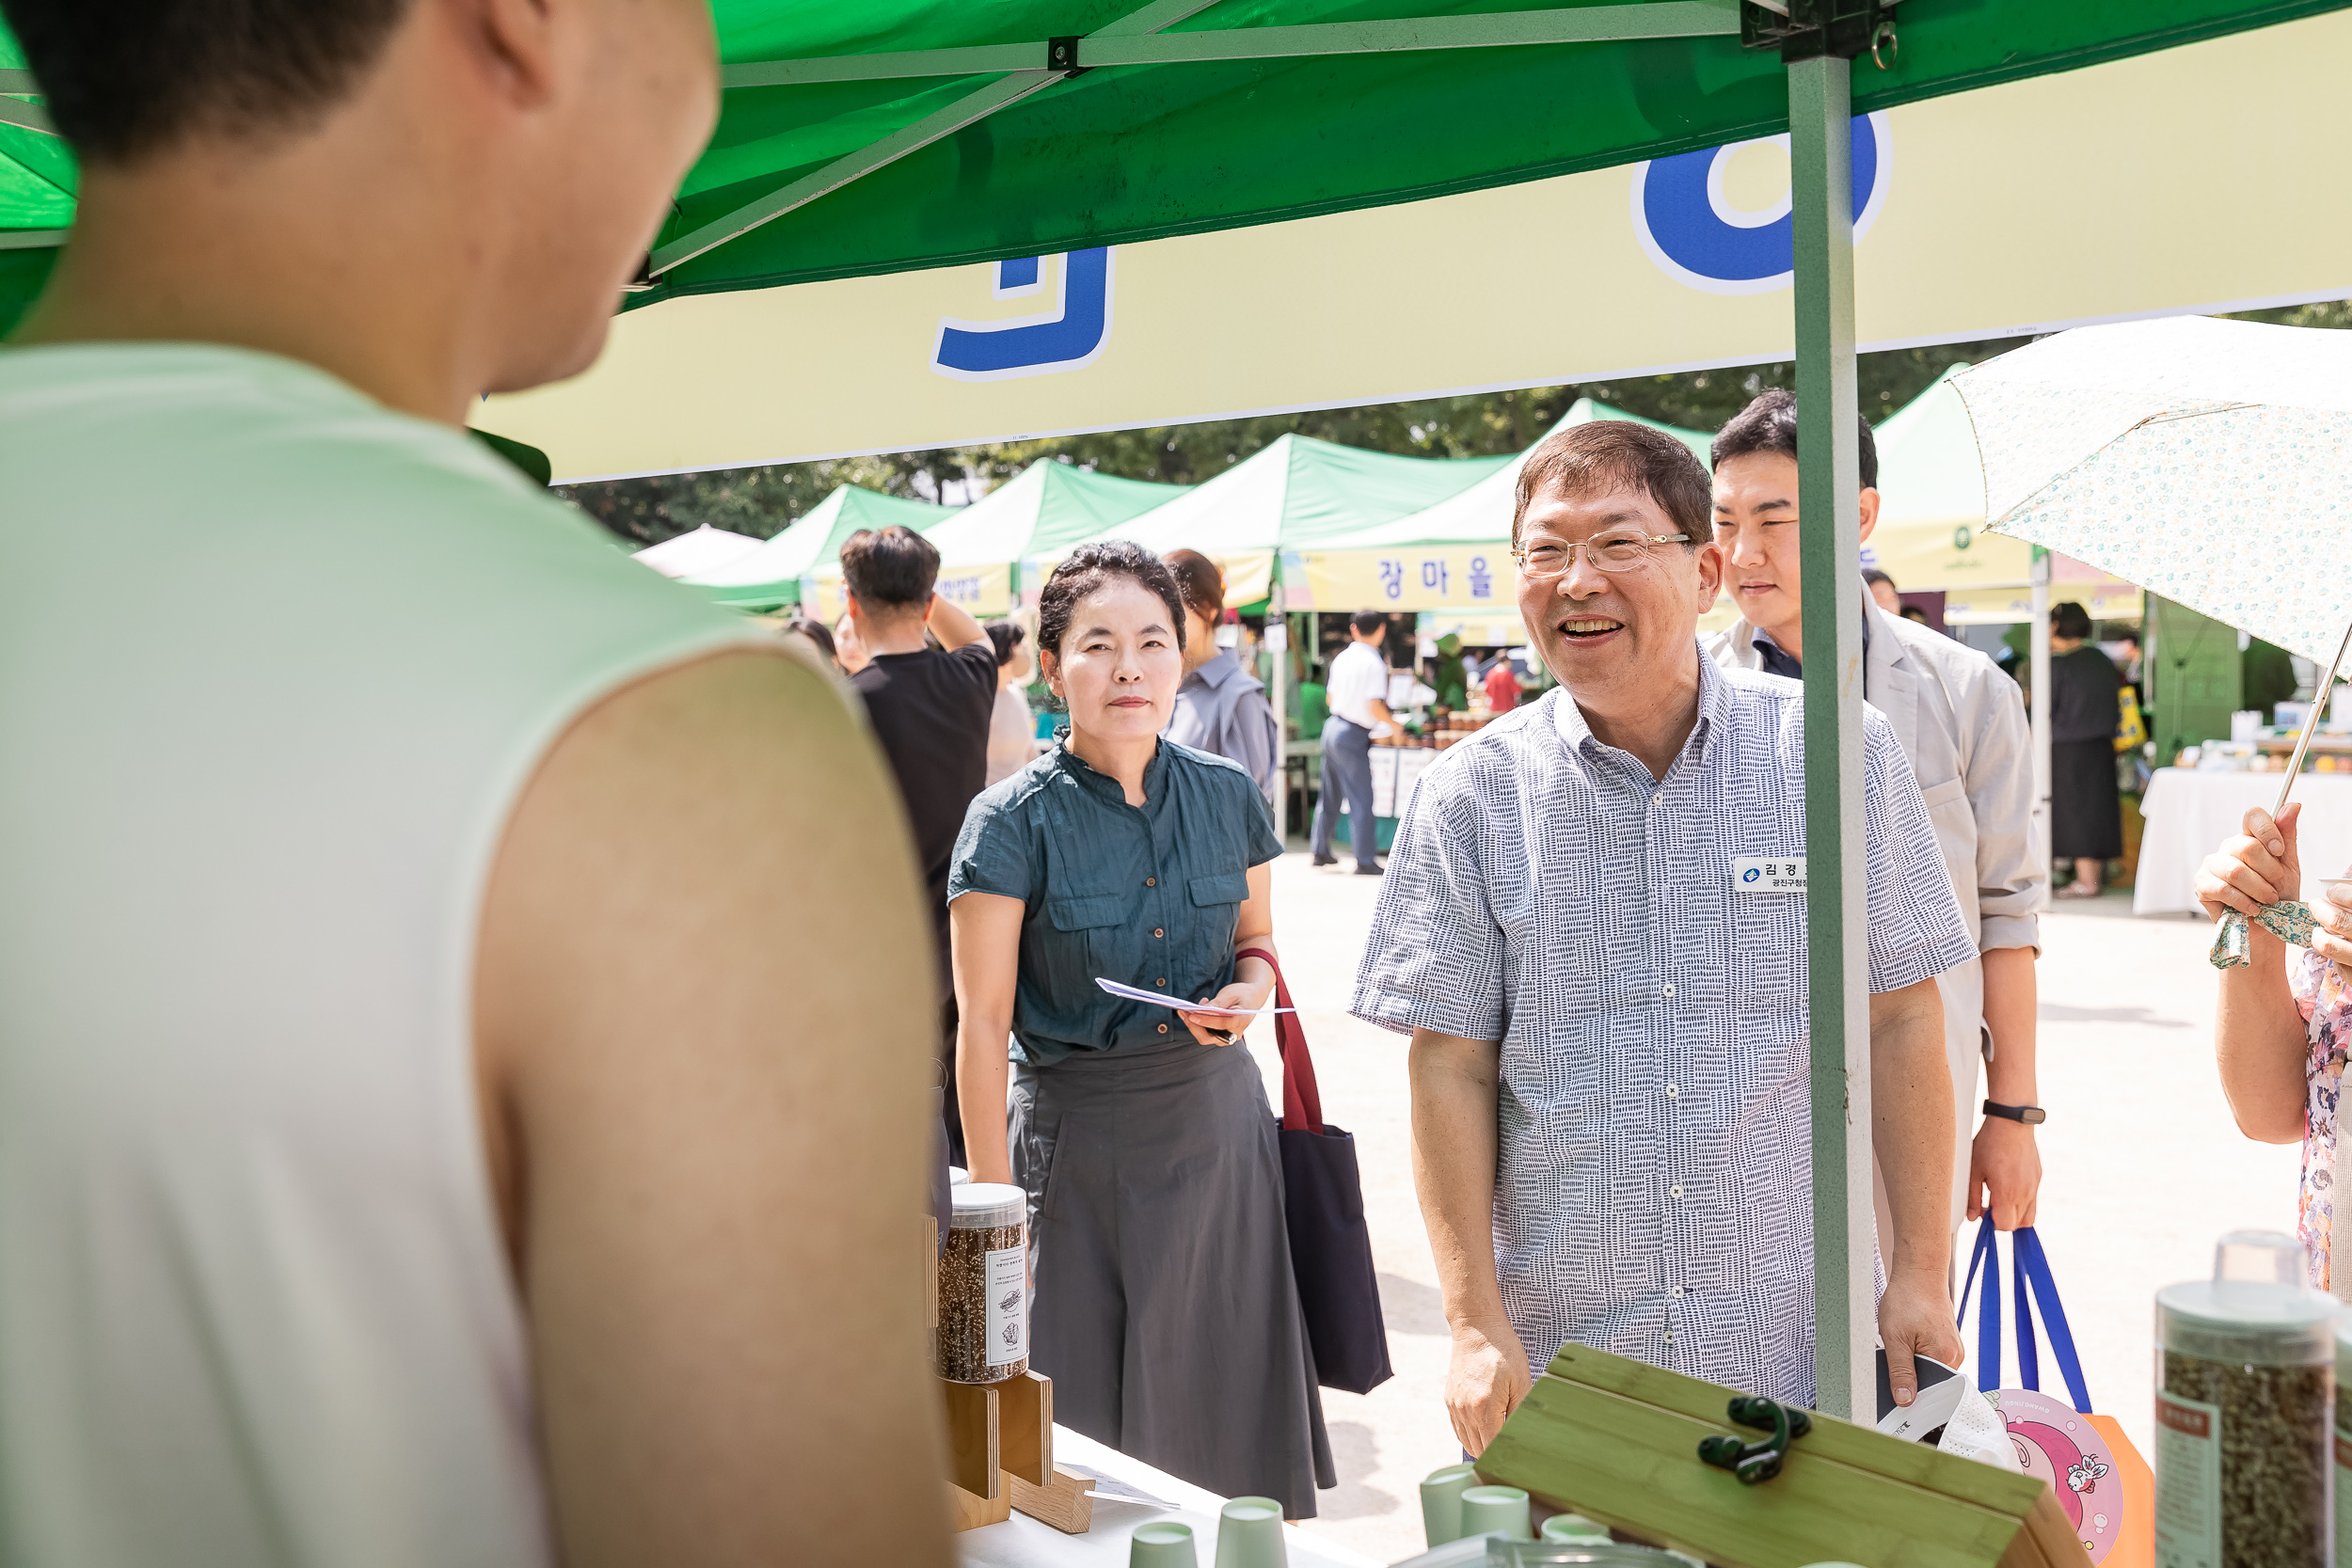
(942, 1370), (1099, 1534)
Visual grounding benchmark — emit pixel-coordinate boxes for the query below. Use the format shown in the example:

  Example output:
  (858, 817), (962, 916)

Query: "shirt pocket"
(1043, 894), (1131, 1000)
(1182, 871), (1251, 993)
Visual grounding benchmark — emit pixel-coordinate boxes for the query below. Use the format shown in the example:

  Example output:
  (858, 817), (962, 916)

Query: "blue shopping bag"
(1954, 1217), (2151, 1566)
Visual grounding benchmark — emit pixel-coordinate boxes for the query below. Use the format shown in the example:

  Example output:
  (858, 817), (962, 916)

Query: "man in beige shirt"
(1704, 389), (2048, 1255)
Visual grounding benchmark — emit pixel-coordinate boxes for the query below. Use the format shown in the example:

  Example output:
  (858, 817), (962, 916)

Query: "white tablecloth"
(958, 1425), (1383, 1568)
(2134, 768), (2352, 914)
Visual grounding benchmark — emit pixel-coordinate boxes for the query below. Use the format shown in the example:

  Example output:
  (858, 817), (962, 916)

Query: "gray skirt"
(1009, 1037), (1335, 1517)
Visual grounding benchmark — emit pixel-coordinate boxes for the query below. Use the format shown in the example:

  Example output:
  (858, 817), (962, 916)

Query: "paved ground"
(1241, 851), (2299, 1566)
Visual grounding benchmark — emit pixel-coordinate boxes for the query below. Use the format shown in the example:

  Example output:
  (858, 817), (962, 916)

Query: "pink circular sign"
(1987, 1388), (2120, 1563)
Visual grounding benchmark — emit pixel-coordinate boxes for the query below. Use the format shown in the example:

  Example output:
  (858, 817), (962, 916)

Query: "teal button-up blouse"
(948, 735), (1284, 1066)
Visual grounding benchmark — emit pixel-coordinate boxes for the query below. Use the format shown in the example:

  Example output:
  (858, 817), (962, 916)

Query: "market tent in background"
(802, 458), (1184, 620)
(1093, 434), (1506, 608)
(1286, 397), (1708, 614)
(680, 483), (949, 611)
(630, 523), (764, 579)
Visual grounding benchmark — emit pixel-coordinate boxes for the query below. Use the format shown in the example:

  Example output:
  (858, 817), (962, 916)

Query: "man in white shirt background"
(1312, 610), (1397, 875)
(1704, 388), (2047, 1262)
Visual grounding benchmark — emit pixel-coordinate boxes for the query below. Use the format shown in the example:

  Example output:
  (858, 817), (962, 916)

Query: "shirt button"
(1157, 977), (1167, 986)
(1663, 1331), (1676, 1346)
(1661, 983), (1675, 998)
(1669, 1183), (1684, 1199)
(1665, 1084), (1678, 1100)
(1157, 1023), (1168, 1034)
(1672, 1286), (1685, 1300)
(1152, 927), (1164, 939)
(1145, 878), (1156, 886)
(1649, 792), (1662, 807)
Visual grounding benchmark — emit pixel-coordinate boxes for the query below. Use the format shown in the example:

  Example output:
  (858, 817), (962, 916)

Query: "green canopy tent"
(5, 0), (2337, 1421)
(1093, 431), (1507, 573)
(681, 483), (949, 611)
(6, 1), (2332, 326)
(803, 457), (1186, 620)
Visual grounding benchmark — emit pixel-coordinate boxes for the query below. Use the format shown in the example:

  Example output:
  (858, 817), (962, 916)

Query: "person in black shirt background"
(841, 526), (998, 1162)
(2046, 599), (2123, 898)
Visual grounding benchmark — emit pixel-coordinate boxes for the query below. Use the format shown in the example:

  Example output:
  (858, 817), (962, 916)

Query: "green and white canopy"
(925, 459), (1185, 569)
(5, 2), (2334, 331)
(681, 484), (948, 610)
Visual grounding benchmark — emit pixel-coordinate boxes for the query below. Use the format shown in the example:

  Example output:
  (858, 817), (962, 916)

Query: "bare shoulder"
(479, 641), (925, 1066)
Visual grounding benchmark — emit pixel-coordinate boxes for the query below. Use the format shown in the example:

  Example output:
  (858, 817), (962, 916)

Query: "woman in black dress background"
(2047, 600), (2123, 897)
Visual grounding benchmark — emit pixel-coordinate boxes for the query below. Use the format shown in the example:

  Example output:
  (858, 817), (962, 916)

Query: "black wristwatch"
(1982, 1100), (2046, 1125)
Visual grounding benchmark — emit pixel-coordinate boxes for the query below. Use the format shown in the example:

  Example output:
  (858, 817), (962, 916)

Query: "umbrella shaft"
(2272, 618), (2352, 818)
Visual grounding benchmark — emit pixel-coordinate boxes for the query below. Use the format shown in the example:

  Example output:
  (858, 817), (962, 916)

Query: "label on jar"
(2335, 1432), (2352, 1562)
(2154, 1389), (2222, 1568)
(984, 1245), (1026, 1367)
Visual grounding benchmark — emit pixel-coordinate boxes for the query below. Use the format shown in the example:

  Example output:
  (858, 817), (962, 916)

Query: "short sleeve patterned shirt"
(1348, 656), (1974, 1408)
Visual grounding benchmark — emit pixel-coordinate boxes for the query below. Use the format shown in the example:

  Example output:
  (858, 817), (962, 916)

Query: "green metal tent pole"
(1788, 46), (1873, 1423)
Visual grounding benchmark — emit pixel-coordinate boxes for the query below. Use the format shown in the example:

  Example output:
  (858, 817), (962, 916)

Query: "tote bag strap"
(1957, 1213), (2003, 1388)
(2015, 1227), (2094, 1413)
(1952, 1215), (2095, 1413)
(1235, 944), (1322, 1134)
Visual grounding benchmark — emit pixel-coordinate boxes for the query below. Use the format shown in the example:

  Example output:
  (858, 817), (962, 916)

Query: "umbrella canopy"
(1863, 366), (2033, 594)
(630, 523), (765, 578)
(3, 3), (2326, 330)
(1956, 315), (2352, 665)
(681, 483), (949, 610)
(924, 459), (1185, 568)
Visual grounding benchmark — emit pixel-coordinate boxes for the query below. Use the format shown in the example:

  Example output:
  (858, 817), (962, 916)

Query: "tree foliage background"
(560, 300), (2351, 549)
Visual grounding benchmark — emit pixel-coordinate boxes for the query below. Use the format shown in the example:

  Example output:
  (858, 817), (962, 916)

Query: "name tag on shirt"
(1733, 856), (1807, 893)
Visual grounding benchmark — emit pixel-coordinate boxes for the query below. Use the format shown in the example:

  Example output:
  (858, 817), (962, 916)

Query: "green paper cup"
(1131, 1520), (1199, 1567)
(1212, 1496), (1287, 1568)
(1459, 1484), (1533, 1542)
(1539, 1513), (1610, 1543)
(1419, 1462), (1479, 1546)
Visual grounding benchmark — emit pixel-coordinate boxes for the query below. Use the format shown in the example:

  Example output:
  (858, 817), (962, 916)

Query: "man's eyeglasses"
(1512, 531), (1691, 579)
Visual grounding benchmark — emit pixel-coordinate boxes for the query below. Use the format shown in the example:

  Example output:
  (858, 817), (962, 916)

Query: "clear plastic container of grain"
(2154, 1230), (2333, 1568)
(937, 1183), (1027, 1384)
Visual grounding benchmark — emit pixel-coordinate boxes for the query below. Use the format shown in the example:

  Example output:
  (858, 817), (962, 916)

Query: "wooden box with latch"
(1476, 1343), (2090, 1566)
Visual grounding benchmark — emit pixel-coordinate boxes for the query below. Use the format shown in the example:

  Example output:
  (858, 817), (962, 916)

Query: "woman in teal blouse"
(948, 542), (1332, 1517)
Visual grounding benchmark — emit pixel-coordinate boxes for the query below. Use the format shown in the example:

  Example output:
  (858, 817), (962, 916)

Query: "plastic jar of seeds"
(937, 1182), (1027, 1384)
(2154, 1230), (2333, 1567)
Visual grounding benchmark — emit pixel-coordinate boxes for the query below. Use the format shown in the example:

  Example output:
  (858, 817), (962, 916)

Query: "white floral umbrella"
(1955, 314), (2352, 959)
(1952, 314), (2352, 669)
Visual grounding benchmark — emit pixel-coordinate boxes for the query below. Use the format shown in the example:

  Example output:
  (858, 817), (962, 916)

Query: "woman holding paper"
(947, 541), (1333, 1518)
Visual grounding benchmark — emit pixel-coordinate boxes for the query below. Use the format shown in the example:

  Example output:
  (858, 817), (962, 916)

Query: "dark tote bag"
(1236, 945), (1393, 1395)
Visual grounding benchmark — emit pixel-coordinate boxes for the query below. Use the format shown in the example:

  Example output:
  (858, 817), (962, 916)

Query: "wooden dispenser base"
(943, 1370), (1092, 1533)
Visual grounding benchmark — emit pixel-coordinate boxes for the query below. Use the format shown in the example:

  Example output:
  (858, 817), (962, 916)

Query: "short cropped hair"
(1710, 388), (1880, 491)
(1037, 542), (1187, 658)
(2051, 601), (2094, 641)
(1862, 567), (1896, 592)
(1162, 549), (1226, 622)
(0, 0), (416, 165)
(984, 620), (1027, 668)
(1350, 610), (1387, 637)
(1513, 420), (1713, 547)
(838, 527), (941, 611)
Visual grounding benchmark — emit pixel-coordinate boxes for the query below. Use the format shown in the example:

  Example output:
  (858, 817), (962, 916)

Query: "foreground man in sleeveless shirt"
(0, 4), (951, 1565)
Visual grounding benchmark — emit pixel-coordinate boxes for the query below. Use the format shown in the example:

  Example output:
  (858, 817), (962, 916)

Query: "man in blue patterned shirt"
(1351, 421), (1974, 1452)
